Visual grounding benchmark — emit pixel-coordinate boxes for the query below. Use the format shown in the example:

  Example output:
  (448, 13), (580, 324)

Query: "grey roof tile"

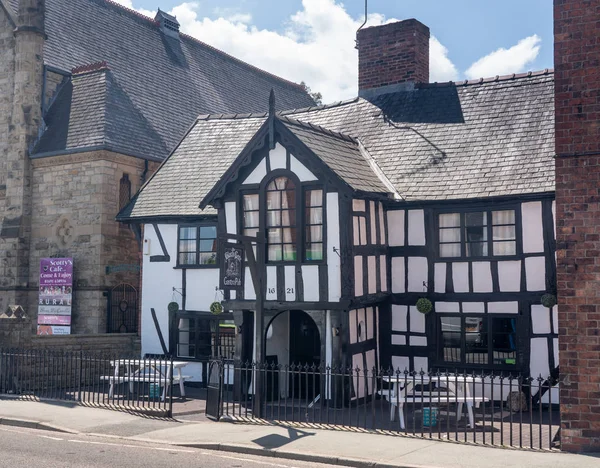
(32, 0), (314, 158)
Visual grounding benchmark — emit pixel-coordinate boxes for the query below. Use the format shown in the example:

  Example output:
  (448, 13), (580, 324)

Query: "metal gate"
(107, 283), (138, 333)
(205, 360), (223, 420)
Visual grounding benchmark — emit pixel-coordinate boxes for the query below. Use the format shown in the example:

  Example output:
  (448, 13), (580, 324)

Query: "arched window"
(266, 176), (297, 261)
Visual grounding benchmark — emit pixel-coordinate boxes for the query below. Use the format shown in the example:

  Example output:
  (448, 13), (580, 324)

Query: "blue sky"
(117, 0), (553, 102)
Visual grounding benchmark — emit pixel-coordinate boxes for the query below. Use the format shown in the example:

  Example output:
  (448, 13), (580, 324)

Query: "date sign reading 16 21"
(220, 244), (245, 292)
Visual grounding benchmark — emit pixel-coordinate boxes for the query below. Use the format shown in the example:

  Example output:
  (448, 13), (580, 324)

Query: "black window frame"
(435, 207), (520, 261)
(239, 171), (326, 265)
(436, 313), (521, 372)
(176, 223), (218, 268)
(171, 311), (235, 361)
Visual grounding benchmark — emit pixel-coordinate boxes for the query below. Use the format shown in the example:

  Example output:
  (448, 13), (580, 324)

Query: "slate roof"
(279, 117), (391, 194)
(22, 0), (314, 159)
(120, 71), (555, 220)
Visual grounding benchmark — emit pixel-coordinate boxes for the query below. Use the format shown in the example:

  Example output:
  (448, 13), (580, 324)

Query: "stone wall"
(554, 0), (600, 453)
(28, 150), (158, 334)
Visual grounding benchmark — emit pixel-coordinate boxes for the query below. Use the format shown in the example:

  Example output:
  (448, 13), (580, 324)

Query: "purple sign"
(38, 258), (73, 335)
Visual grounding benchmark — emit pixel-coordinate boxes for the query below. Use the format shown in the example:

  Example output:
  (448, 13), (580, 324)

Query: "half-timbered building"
(118, 19), (557, 393)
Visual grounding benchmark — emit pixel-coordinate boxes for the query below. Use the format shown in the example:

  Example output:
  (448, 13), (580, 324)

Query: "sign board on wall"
(37, 258), (73, 335)
(220, 244), (245, 291)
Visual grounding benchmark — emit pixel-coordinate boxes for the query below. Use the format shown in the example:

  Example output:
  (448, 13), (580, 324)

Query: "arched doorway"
(265, 310), (321, 400)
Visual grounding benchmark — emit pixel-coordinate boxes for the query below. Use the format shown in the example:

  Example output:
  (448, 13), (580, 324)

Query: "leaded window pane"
(440, 243), (461, 257)
(439, 213), (460, 228)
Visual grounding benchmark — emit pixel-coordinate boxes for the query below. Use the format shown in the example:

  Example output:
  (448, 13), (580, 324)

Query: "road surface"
(0, 425), (348, 468)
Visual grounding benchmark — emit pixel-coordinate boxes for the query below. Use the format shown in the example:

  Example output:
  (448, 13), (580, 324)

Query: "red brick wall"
(357, 19), (429, 92)
(554, 0), (600, 452)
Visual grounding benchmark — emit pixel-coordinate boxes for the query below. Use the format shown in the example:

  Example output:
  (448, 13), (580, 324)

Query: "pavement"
(1, 398), (599, 468)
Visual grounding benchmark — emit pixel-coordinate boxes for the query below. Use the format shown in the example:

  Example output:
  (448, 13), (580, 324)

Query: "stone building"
(0, 0), (314, 335)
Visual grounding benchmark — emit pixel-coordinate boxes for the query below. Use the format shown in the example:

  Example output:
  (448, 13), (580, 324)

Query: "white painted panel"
(366, 307), (374, 340)
(391, 305), (408, 332)
(357, 308), (366, 342)
(368, 256), (377, 294)
(488, 301), (519, 313)
(302, 265), (319, 301)
(354, 256), (364, 296)
(285, 266), (295, 301)
(530, 338), (550, 381)
(452, 262), (469, 293)
(408, 210), (426, 246)
(410, 336), (427, 346)
(531, 304), (551, 334)
(387, 210), (405, 246)
(498, 261), (521, 292)
(414, 357), (429, 372)
(269, 143), (286, 170)
(352, 354), (365, 397)
(243, 157), (267, 184)
(326, 311), (332, 399)
(462, 302), (484, 313)
(434, 263), (446, 293)
(244, 267), (256, 300)
(552, 200), (556, 240)
(359, 217), (367, 246)
(379, 203), (386, 245)
(266, 311), (290, 397)
(326, 193), (342, 301)
(521, 202), (544, 253)
(525, 256), (546, 291)
(552, 306), (558, 334)
(370, 201), (377, 245)
(352, 199), (365, 212)
(353, 217), (360, 246)
(380, 255), (387, 292)
(392, 335), (407, 345)
(290, 155), (317, 181)
(225, 202), (237, 234)
(409, 306), (425, 333)
(266, 266), (277, 300)
(407, 257), (428, 292)
(141, 224), (180, 357)
(349, 309), (357, 344)
(472, 262), (493, 293)
(391, 257), (405, 293)
(553, 338), (559, 365)
(392, 356), (410, 372)
(185, 269), (220, 311)
(435, 302), (459, 313)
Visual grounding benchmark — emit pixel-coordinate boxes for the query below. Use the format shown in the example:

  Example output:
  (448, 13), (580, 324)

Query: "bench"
(380, 376), (489, 429)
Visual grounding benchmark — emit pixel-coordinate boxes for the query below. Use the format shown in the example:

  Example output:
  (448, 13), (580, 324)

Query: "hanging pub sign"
(220, 243), (244, 291)
(37, 257), (73, 335)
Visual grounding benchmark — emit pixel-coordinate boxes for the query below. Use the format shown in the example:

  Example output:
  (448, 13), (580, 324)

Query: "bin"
(422, 407), (439, 427)
(149, 382), (161, 399)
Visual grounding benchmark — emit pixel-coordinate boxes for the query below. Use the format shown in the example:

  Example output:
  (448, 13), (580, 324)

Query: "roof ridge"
(103, 0), (159, 25)
(418, 69), (554, 89)
(196, 112), (268, 122)
(279, 115), (357, 144)
(72, 61), (110, 76)
(102, 1), (307, 92)
(280, 97), (361, 116)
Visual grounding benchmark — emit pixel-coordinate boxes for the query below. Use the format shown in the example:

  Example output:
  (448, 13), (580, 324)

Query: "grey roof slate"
(121, 71), (555, 220)
(279, 117), (390, 193)
(29, 0), (314, 158)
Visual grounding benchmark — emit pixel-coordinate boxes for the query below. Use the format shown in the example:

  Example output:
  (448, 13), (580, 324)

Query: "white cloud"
(430, 36), (459, 83)
(465, 35), (541, 79)
(119, 0), (458, 103)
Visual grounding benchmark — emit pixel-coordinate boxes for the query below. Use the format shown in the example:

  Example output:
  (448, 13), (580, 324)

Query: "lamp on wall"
(332, 326), (340, 336)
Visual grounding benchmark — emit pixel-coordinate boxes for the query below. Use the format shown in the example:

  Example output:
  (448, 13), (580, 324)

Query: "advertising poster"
(37, 258), (73, 335)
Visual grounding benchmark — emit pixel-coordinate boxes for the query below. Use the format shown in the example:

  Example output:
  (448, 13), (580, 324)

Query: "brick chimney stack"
(356, 19), (429, 98)
(554, 0), (600, 453)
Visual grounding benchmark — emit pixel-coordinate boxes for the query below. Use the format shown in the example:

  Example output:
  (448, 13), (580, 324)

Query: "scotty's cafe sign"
(37, 258), (73, 335)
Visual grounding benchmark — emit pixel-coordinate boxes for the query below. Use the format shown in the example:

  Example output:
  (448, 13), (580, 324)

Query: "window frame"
(435, 206), (521, 261)
(435, 313), (521, 372)
(239, 171), (326, 265)
(175, 222), (219, 269)
(171, 310), (235, 361)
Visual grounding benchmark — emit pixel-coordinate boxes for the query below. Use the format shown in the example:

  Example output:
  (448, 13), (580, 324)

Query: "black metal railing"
(214, 361), (560, 451)
(0, 348), (174, 416)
